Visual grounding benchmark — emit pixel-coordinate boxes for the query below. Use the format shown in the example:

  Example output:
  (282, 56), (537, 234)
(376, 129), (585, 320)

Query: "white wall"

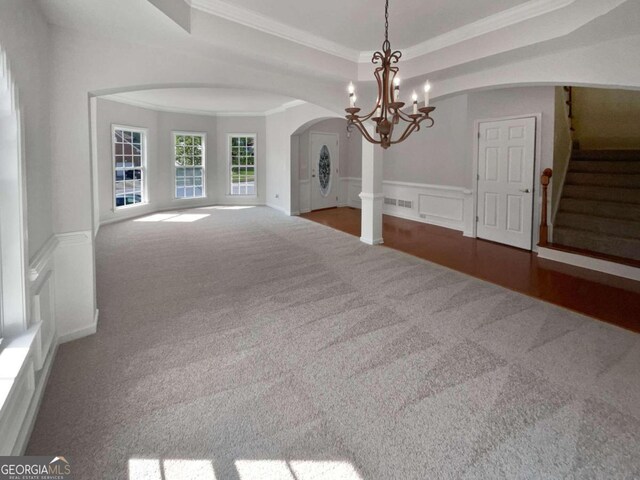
(96, 98), (267, 224)
(573, 86), (640, 150)
(0, 0), (53, 256)
(347, 128), (363, 179)
(383, 94), (470, 187)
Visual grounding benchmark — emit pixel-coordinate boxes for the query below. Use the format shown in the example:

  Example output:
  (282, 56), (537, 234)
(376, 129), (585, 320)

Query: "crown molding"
(191, 0), (575, 65)
(361, 0), (575, 62)
(103, 94), (306, 118)
(190, 0), (360, 62)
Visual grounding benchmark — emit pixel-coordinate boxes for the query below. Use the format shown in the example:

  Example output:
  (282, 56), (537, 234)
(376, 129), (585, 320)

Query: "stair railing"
(563, 86), (575, 133)
(540, 168), (553, 246)
(551, 87), (577, 227)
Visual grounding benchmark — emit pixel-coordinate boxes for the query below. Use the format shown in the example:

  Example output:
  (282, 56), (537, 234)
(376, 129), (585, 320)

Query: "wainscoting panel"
(343, 178), (474, 235)
(31, 270), (55, 371)
(54, 231), (98, 343)
(0, 232), (61, 455)
(418, 193), (463, 223)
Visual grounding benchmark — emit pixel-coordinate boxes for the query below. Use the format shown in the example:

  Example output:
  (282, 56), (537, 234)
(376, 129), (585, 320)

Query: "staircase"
(553, 150), (640, 262)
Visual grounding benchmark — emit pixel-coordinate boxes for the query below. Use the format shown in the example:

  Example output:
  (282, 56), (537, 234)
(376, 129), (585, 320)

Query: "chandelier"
(345, 0), (435, 149)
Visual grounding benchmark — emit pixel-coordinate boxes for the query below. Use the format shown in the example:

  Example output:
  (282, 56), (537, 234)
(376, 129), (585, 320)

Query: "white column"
(359, 125), (384, 245)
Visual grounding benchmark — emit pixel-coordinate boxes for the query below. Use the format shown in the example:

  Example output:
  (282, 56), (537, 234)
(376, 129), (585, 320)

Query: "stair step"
(558, 198), (640, 221)
(572, 150), (640, 161)
(553, 227), (640, 261)
(544, 242), (640, 269)
(555, 212), (640, 239)
(569, 160), (640, 174)
(565, 172), (640, 188)
(562, 185), (640, 204)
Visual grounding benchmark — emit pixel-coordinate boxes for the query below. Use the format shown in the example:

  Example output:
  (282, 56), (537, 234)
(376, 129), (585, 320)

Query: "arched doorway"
(290, 117), (354, 214)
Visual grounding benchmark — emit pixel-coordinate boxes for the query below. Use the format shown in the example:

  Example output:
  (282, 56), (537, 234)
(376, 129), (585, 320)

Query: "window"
(113, 126), (146, 208)
(174, 133), (206, 199)
(229, 134), (256, 196)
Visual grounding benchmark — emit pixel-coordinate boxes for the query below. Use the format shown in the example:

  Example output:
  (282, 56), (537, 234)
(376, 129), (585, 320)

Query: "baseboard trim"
(266, 203), (292, 215)
(58, 310), (98, 344)
(538, 246), (640, 281)
(360, 236), (384, 245)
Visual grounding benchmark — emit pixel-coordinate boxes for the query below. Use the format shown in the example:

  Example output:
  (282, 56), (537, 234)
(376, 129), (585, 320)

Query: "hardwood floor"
(301, 207), (640, 333)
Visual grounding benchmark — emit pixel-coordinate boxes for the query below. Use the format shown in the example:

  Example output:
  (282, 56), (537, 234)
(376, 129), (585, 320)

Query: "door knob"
(520, 188), (531, 193)
(312, 174), (316, 177)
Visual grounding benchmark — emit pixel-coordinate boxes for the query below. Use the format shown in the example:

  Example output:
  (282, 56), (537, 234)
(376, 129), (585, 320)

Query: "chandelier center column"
(359, 124), (384, 245)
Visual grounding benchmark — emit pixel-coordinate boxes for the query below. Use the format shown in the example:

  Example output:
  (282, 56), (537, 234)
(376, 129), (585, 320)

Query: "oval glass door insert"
(318, 145), (331, 196)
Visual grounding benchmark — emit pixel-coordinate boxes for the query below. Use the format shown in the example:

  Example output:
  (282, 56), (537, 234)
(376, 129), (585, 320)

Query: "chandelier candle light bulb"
(344, 0), (436, 148)
(348, 82), (356, 107)
(424, 81), (431, 107)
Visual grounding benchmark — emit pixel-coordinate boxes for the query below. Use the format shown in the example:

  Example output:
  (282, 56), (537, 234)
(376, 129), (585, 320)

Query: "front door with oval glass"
(310, 132), (339, 211)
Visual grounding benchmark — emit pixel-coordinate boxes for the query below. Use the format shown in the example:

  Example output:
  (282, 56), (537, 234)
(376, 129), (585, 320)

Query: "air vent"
(384, 197), (397, 206)
(398, 199), (413, 209)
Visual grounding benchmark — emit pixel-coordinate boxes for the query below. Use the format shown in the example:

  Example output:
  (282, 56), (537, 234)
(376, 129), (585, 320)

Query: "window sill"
(173, 196), (207, 201)
(0, 325), (39, 404)
(225, 194), (258, 198)
(113, 202), (149, 212)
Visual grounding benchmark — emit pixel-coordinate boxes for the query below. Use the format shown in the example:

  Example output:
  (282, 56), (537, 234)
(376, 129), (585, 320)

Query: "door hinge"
(476, 215), (479, 222)
(477, 174), (480, 180)
(478, 132), (481, 139)
(336, 196), (339, 201)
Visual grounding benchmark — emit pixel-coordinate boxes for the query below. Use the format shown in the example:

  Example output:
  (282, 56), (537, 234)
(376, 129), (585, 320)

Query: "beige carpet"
(27, 206), (640, 479)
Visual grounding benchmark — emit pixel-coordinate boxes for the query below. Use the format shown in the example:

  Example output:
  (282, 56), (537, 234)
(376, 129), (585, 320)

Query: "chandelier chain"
(384, 0), (389, 43)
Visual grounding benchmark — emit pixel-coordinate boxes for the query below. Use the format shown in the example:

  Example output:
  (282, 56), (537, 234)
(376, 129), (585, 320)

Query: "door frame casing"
(472, 113), (543, 250)
(309, 131), (340, 211)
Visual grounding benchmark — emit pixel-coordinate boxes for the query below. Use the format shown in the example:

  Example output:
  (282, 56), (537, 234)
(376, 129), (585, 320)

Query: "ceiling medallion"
(345, 0), (435, 149)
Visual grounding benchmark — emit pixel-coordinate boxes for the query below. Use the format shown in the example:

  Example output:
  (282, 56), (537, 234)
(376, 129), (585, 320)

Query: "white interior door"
(310, 132), (339, 210)
(477, 117), (536, 250)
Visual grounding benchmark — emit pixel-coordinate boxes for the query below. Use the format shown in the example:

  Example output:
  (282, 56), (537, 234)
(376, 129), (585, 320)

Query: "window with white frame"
(229, 134), (256, 195)
(174, 133), (205, 199)
(113, 126), (146, 208)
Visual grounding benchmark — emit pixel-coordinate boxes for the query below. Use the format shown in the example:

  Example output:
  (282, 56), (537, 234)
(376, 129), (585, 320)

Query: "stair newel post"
(540, 168), (553, 246)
